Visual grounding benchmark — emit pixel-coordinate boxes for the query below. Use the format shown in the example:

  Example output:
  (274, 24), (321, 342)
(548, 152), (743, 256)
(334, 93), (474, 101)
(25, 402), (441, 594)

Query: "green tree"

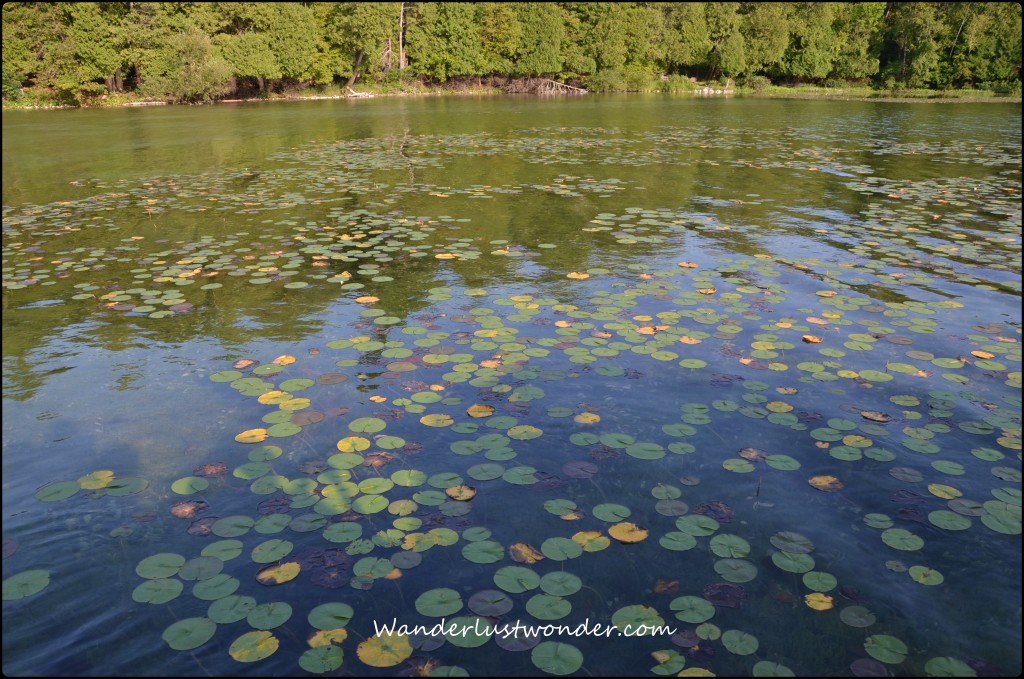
(740, 2), (790, 75)
(513, 3), (564, 76)
(477, 2), (522, 74)
(213, 31), (279, 92)
(660, 2), (712, 73)
(946, 2), (1021, 89)
(406, 2), (481, 81)
(706, 2), (746, 77)
(783, 2), (837, 81)
(881, 2), (946, 88)
(830, 2), (884, 81)
(333, 2), (398, 86)
(142, 24), (231, 102)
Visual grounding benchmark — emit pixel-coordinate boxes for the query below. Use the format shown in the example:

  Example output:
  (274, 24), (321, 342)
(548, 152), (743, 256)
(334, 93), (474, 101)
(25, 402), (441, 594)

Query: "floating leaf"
(526, 593), (571, 620)
(881, 528), (924, 551)
(308, 603), (354, 630)
(809, 475), (844, 492)
(442, 616), (492, 648)
(136, 553), (186, 579)
(924, 657), (977, 677)
(132, 578), (183, 604)
(509, 543), (545, 564)
(721, 630), (758, 655)
(299, 646), (344, 673)
(416, 588), (463, 617)
(494, 566), (540, 593)
(609, 522), (649, 543)
(247, 602), (293, 629)
(908, 565), (944, 585)
(229, 630), (279, 663)
(2, 570), (50, 600)
(804, 592), (834, 610)
(531, 641), (583, 675)
(34, 481), (80, 502)
(255, 561), (300, 585)
(840, 605), (876, 628)
(864, 634), (908, 664)
(670, 596), (715, 624)
(162, 617), (216, 651)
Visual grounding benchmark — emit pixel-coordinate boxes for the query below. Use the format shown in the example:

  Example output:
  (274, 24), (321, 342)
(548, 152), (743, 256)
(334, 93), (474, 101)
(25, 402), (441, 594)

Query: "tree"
(513, 3), (563, 76)
(333, 2), (397, 86)
(705, 2), (747, 78)
(783, 2), (837, 81)
(213, 31), (280, 93)
(142, 25), (231, 102)
(406, 2), (481, 82)
(660, 2), (712, 74)
(880, 2), (946, 88)
(477, 2), (522, 74)
(830, 2), (884, 81)
(740, 2), (790, 75)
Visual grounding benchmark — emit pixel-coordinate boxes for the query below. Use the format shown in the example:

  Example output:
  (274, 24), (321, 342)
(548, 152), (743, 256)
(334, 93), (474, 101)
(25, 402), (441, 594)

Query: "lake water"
(2, 95), (1021, 677)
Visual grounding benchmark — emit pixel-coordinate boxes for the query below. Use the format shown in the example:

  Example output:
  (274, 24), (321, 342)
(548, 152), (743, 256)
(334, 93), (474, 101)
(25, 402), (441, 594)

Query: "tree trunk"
(398, 3), (407, 70)
(345, 50), (365, 88)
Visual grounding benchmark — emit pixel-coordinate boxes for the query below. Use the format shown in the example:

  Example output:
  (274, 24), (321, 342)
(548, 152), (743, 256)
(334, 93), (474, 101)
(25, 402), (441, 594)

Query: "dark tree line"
(2, 2), (1020, 104)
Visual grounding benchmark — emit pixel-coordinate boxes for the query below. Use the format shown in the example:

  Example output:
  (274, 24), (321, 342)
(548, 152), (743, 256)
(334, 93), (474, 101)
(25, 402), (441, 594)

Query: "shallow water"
(2, 95), (1021, 676)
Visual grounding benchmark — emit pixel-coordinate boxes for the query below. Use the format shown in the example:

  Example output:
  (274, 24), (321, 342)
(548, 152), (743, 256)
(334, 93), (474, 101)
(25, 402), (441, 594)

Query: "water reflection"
(2, 97), (1021, 677)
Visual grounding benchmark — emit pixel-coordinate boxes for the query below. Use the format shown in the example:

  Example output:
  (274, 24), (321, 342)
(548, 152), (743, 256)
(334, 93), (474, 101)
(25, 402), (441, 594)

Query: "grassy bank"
(3, 79), (1020, 110)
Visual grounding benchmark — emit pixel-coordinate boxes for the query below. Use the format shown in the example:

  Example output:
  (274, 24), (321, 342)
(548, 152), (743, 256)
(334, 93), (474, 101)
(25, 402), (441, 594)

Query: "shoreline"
(4, 87), (1020, 111)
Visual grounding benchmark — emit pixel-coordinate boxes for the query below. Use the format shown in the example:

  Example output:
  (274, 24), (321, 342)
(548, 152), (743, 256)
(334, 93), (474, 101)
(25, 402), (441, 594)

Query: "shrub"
(741, 74), (771, 92)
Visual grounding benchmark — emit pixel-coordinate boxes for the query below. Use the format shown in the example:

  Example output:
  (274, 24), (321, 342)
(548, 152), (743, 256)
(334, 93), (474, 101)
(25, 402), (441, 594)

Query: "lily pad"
(229, 630), (279, 662)
(531, 641), (583, 675)
(162, 617), (216, 651)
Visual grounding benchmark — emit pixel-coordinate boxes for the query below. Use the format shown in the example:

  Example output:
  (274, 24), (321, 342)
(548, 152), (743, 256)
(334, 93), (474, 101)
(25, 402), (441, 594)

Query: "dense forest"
(2, 2), (1021, 105)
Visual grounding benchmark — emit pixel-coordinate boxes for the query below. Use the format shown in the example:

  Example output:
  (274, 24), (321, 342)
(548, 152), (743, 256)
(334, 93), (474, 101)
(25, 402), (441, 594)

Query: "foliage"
(1, 1), (1020, 104)
(141, 25), (231, 102)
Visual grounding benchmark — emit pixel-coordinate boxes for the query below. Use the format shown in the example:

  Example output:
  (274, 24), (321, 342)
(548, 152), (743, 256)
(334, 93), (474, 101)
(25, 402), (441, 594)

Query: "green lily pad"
(416, 588), (463, 617)
(494, 566), (540, 593)
(881, 528), (924, 551)
(611, 604), (666, 634)
(162, 617), (216, 651)
(864, 634), (908, 664)
(2, 569), (50, 600)
(772, 551), (815, 573)
(531, 641), (583, 675)
(924, 656), (977, 677)
(593, 503), (631, 522)
(462, 541), (504, 564)
(208, 595), (257, 624)
(540, 537), (582, 560)
(443, 616), (492, 648)
(670, 596), (715, 623)
(132, 578), (183, 604)
(526, 593), (571, 620)
(709, 534), (751, 558)
(802, 571), (837, 592)
(247, 602), (293, 630)
(299, 646), (344, 673)
(192, 574), (239, 601)
(840, 605), (876, 628)
(721, 629), (759, 655)
(136, 553), (186, 579)
(34, 480), (81, 502)
(308, 602), (354, 630)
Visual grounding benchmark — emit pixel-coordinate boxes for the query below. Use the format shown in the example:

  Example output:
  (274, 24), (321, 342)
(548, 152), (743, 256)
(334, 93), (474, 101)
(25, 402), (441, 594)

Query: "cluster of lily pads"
(4, 122), (1020, 676)
(115, 255), (1017, 674)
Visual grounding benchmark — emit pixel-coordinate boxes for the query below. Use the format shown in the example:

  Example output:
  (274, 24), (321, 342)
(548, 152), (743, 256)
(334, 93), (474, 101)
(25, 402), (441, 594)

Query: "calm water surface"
(2, 96), (1021, 676)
